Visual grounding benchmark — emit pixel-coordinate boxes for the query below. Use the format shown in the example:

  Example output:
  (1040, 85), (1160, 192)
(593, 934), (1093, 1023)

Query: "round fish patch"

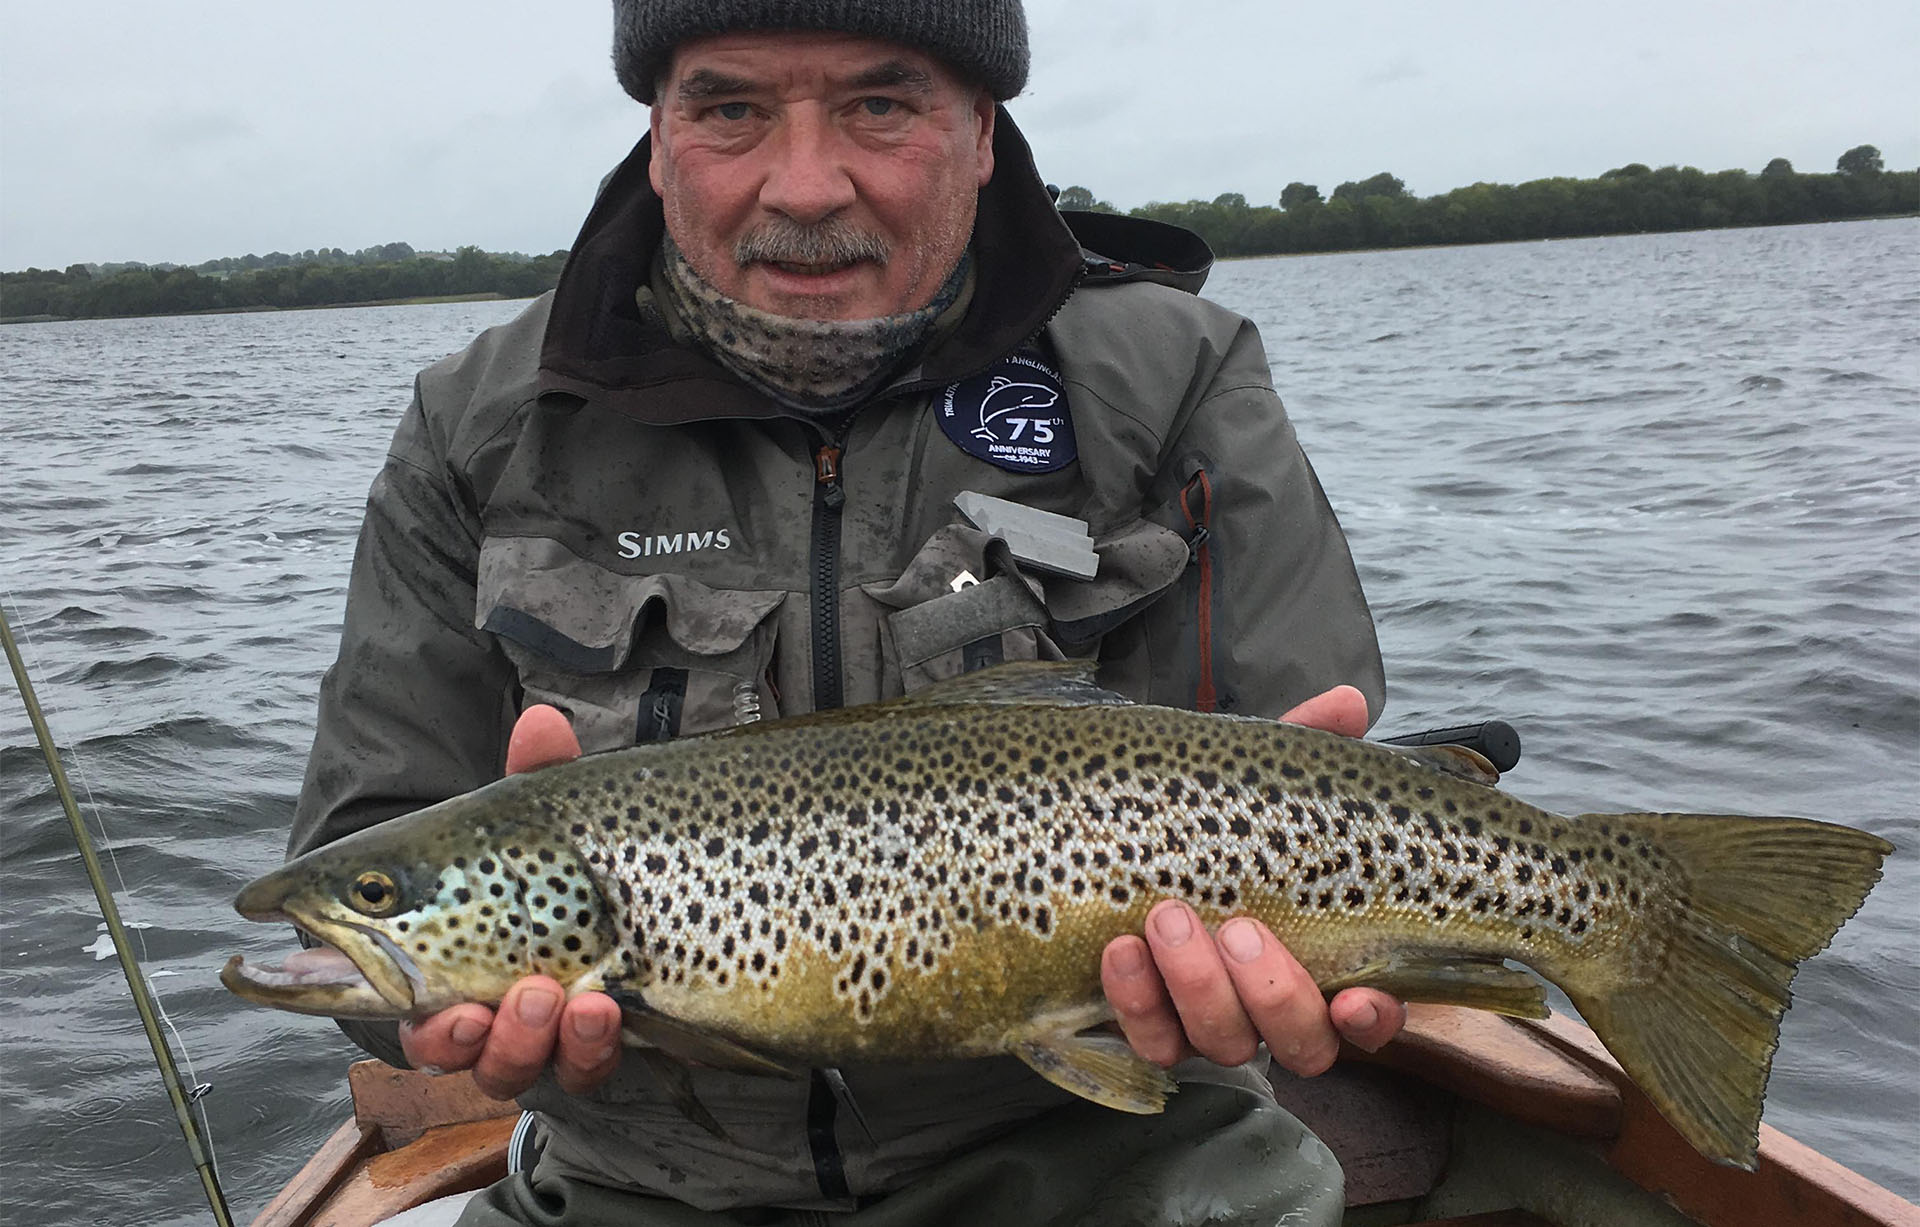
(937, 354), (1077, 473)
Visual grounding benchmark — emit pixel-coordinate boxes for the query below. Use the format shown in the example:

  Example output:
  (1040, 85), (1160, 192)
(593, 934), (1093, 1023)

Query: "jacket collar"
(537, 108), (1085, 425)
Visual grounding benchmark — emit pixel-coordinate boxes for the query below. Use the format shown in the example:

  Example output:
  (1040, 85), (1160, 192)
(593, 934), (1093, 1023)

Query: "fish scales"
(555, 701), (1625, 1058)
(223, 662), (1892, 1169)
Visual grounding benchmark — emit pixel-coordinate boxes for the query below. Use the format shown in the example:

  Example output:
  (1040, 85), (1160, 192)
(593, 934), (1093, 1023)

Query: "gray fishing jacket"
(291, 110), (1384, 1211)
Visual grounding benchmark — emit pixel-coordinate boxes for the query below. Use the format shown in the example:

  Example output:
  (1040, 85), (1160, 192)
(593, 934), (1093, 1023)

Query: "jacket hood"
(537, 108), (1087, 425)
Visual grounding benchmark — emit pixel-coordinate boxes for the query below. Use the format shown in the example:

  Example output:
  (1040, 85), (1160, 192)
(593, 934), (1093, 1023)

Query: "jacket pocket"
(477, 536), (784, 753)
(856, 517), (1191, 697)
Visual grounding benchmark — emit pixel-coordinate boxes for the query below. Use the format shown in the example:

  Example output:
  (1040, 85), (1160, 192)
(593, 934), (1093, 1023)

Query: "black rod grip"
(1377, 720), (1522, 773)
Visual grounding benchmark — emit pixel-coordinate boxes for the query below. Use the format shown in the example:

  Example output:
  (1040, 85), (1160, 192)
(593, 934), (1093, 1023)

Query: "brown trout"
(223, 663), (1891, 1169)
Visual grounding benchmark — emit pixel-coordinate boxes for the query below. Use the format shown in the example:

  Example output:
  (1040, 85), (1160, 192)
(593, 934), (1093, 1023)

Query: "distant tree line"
(6, 145), (1911, 321)
(2, 244), (568, 321)
(1058, 144), (1914, 258)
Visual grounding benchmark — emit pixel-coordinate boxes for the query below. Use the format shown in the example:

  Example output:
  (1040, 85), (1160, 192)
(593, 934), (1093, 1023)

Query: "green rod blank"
(0, 604), (235, 1227)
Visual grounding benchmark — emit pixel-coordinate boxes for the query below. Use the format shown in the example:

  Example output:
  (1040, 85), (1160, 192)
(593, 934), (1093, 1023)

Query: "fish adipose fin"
(609, 992), (802, 1079)
(1563, 812), (1891, 1171)
(1319, 953), (1548, 1018)
(1383, 743), (1501, 786)
(891, 660), (1133, 710)
(1012, 1029), (1178, 1114)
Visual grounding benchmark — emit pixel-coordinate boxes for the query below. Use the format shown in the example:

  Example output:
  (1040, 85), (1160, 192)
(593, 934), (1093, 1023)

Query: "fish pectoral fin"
(1318, 953), (1548, 1019)
(610, 993), (802, 1079)
(1382, 743), (1501, 785)
(635, 1048), (734, 1144)
(1011, 1029), (1177, 1114)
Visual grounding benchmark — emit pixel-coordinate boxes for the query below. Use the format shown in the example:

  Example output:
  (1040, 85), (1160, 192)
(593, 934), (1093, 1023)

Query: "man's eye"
(860, 97), (896, 117)
(714, 102), (751, 121)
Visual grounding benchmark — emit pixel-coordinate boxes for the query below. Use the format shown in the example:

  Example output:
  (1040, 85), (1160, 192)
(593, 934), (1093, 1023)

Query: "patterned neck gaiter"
(660, 233), (971, 414)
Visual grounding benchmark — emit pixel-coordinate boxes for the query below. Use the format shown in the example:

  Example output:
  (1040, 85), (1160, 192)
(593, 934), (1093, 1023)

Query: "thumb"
(506, 704), (583, 775)
(1279, 684), (1371, 738)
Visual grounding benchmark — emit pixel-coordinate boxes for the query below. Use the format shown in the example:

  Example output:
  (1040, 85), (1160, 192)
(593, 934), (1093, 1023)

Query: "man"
(292, 1), (1403, 1221)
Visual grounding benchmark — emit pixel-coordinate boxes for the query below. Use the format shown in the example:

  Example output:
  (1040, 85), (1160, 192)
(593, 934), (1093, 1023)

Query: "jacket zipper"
(809, 420), (853, 712)
(802, 262), (1085, 714)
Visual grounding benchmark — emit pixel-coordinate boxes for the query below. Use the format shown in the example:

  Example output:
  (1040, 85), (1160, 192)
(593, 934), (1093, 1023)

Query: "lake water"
(2, 217), (1915, 1224)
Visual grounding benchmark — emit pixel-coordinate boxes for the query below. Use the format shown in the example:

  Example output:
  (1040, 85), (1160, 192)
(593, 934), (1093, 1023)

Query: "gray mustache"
(735, 219), (890, 268)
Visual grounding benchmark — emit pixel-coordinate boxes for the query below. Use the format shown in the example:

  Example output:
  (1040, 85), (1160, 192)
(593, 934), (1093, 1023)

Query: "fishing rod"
(0, 603), (235, 1227)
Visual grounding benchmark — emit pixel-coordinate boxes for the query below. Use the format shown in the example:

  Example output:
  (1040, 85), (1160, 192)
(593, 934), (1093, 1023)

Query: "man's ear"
(974, 95), (996, 188)
(648, 103), (668, 196)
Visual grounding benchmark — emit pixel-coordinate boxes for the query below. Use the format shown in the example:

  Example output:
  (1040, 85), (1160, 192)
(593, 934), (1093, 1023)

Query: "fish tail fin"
(1564, 812), (1890, 1170)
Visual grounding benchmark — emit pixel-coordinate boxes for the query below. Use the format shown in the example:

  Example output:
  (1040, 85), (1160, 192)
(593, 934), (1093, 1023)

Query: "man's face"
(650, 30), (996, 321)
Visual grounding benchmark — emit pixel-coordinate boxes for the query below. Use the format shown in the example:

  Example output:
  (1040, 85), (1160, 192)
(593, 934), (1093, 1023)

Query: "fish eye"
(350, 870), (400, 916)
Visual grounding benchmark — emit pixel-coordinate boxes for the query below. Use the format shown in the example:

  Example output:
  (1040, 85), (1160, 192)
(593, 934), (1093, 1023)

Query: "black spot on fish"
(1343, 887), (1365, 908)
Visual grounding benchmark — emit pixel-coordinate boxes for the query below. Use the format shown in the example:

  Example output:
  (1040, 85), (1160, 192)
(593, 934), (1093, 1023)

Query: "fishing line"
(0, 596), (235, 1227)
(0, 594), (220, 1147)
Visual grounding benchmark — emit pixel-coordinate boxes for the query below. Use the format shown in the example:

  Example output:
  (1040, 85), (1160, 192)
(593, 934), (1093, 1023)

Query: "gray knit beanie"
(612, 0), (1029, 104)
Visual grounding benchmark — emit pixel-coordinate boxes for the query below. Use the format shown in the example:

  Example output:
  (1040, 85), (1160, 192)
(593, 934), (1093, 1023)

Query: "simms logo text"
(617, 529), (733, 559)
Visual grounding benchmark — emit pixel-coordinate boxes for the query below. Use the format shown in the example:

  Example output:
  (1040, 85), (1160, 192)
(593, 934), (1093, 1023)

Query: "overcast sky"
(2, 0), (1913, 270)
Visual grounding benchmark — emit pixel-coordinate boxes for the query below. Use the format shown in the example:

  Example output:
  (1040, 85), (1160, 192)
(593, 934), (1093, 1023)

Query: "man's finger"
(506, 705), (583, 775)
(553, 993), (625, 1094)
(470, 977), (566, 1100)
(1142, 901), (1261, 1067)
(1101, 934), (1189, 1068)
(1214, 919), (1341, 1076)
(1278, 684), (1370, 738)
(399, 1003), (493, 1073)
(1330, 987), (1406, 1054)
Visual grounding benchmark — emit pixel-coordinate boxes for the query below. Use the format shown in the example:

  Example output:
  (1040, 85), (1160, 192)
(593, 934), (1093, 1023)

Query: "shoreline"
(1209, 210), (1918, 263)
(7, 213), (1914, 324)
(0, 290), (530, 327)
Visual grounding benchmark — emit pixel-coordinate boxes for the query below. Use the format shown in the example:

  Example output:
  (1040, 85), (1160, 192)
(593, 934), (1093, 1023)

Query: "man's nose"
(758, 110), (858, 223)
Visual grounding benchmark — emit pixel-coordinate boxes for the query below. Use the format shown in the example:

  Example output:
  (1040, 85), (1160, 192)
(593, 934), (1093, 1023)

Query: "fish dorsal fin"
(891, 660), (1134, 709)
(1385, 742), (1501, 786)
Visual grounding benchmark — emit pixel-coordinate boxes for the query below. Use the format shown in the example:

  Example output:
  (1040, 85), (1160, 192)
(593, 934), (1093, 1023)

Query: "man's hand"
(1100, 684), (1407, 1075)
(398, 706), (624, 1098)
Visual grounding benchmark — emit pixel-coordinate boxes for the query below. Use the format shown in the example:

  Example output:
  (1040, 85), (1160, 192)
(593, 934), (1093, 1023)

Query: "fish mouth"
(220, 908), (425, 1019)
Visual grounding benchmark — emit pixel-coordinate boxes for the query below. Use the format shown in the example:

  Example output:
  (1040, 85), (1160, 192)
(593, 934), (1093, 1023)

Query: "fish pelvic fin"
(1566, 812), (1891, 1171)
(1012, 1030), (1177, 1114)
(1319, 953), (1548, 1019)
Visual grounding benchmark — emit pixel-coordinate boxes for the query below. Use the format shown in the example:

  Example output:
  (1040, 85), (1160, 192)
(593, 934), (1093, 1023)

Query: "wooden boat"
(252, 1005), (1918, 1227)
